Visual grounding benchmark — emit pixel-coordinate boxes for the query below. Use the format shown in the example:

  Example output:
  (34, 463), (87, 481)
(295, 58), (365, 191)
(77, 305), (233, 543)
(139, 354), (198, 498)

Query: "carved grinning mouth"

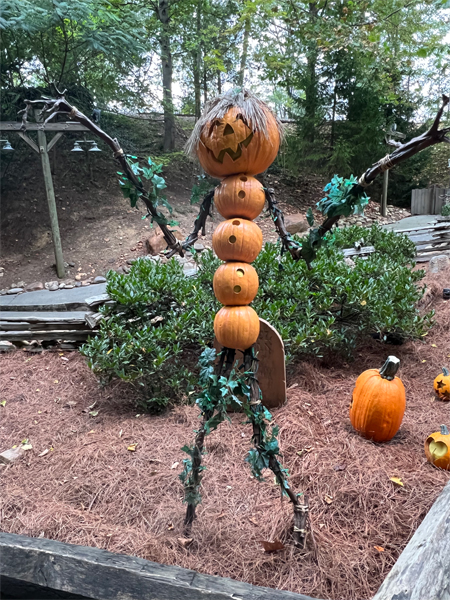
(212, 132), (254, 163)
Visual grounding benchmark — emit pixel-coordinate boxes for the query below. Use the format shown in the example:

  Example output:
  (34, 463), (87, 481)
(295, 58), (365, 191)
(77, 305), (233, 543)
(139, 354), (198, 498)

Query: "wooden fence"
(411, 187), (449, 215)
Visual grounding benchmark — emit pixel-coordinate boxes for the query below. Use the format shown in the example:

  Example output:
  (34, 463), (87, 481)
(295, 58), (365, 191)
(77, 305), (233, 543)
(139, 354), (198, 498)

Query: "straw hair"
(185, 88), (284, 157)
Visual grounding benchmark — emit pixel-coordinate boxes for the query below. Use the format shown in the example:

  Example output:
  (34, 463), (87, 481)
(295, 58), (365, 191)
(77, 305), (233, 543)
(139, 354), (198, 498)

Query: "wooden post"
(381, 169), (388, 217)
(36, 126), (65, 278)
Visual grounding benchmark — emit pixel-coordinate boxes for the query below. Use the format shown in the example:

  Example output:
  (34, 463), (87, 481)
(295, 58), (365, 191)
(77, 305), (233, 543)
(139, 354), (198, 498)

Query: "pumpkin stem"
(379, 356), (400, 380)
(442, 367), (449, 377)
(440, 424), (449, 435)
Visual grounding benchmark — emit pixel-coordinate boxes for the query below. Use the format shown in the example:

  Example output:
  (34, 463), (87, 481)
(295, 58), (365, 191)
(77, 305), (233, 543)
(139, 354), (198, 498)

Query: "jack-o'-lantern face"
(203, 111), (253, 164)
(198, 106), (280, 178)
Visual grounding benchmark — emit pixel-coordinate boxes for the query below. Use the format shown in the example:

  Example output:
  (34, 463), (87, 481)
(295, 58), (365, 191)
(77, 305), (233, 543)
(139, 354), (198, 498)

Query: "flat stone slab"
(0, 311), (91, 322)
(0, 284), (107, 312)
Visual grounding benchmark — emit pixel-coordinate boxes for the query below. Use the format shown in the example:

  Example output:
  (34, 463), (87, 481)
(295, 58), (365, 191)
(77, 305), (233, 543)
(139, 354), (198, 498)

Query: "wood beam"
(47, 132), (64, 152)
(0, 122), (90, 132)
(373, 480), (450, 600)
(16, 132), (39, 154)
(36, 127), (65, 278)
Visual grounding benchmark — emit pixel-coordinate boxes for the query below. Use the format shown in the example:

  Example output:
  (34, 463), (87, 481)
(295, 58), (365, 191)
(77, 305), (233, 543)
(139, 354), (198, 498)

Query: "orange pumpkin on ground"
(214, 174), (265, 220)
(433, 367), (450, 401)
(425, 425), (450, 470)
(196, 106), (281, 178)
(213, 262), (259, 306)
(214, 305), (260, 350)
(349, 356), (406, 443)
(212, 218), (262, 263)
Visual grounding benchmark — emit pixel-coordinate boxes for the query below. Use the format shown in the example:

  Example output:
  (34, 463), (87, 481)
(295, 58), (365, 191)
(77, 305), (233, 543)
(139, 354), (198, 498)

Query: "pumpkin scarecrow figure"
(186, 89), (283, 351)
(181, 90), (309, 542)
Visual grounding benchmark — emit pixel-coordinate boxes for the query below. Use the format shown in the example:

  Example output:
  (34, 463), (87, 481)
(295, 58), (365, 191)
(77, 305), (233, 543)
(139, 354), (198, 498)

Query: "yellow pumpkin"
(425, 425), (450, 470)
(214, 305), (260, 350)
(214, 174), (265, 220)
(197, 106), (280, 178)
(349, 356), (406, 443)
(433, 367), (450, 401)
(212, 218), (262, 263)
(213, 262), (259, 306)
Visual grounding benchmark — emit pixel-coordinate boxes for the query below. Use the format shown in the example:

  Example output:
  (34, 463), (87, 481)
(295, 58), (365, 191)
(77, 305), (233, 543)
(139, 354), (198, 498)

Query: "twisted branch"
(243, 347), (309, 548)
(166, 189), (215, 258)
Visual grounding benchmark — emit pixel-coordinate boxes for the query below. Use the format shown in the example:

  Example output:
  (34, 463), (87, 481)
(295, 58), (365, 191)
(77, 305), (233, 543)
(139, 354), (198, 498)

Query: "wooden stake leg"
(184, 348), (234, 530)
(243, 347), (308, 548)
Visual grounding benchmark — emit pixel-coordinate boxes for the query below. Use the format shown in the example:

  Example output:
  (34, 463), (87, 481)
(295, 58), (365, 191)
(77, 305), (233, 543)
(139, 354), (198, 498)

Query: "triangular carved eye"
(223, 123), (234, 135)
(208, 120), (221, 136)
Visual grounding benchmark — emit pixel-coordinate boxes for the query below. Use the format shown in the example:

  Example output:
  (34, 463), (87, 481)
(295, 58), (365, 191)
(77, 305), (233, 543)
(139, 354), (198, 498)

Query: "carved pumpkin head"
(425, 425), (450, 470)
(186, 90), (282, 178)
(434, 367), (450, 401)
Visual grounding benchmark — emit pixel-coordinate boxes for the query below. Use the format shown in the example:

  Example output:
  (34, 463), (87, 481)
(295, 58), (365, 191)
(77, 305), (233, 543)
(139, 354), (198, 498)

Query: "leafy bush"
(82, 225), (432, 409)
(441, 203), (450, 217)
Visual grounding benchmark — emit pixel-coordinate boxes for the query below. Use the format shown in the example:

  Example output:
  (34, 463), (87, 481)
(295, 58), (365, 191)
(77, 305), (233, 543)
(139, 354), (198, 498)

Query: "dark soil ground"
(1, 269), (449, 600)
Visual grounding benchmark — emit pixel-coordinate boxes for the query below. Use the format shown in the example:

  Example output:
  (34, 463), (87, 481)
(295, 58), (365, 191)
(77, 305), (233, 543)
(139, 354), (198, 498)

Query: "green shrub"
(81, 225), (432, 410)
(441, 204), (450, 217)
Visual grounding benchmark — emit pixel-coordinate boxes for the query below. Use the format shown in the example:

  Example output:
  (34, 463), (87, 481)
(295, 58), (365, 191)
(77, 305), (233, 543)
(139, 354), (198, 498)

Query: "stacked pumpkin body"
(212, 175), (265, 350)
(192, 96), (281, 350)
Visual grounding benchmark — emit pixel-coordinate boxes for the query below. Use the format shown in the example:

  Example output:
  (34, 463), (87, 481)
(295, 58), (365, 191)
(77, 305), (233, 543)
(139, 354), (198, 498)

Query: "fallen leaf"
(178, 537), (193, 548)
(38, 449), (49, 457)
(421, 360), (426, 363)
(431, 344), (437, 348)
(0, 400), (6, 407)
(389, 477), (404, 487)
(127, 444), (137, 452)
(171, 462), (179, 469)
(360, 300), (367, 306)
(324, 494), (334, 504)
(53, 380), (59, 384)
(88, 430), (96, 434)
(374, 546), (385, 552)
(22, 443), (33, 451)
(333, 464), (346, 472)
(89, 410), (99, 417)
(107, 349), (112, 354)
(319, 523), (326, 529)
(259, 540), (285, 553)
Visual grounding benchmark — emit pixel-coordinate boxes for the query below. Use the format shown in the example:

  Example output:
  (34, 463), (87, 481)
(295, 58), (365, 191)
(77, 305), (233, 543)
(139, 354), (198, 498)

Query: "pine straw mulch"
(1, 271), (450, 600)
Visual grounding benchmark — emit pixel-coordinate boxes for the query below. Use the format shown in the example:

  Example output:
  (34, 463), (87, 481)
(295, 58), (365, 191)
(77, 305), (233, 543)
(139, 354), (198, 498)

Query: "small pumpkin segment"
(433, 367), (450, 401)
(213, 262), (259, 306)
(214, 174), (265, 220)
(212, 218), (263, 263)
(349, 356), (406, 443)
(214, 305), (260, 350)
(425, 425), (450, 470)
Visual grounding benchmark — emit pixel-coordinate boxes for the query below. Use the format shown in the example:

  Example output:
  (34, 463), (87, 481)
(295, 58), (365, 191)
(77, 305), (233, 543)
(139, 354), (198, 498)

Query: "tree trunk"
(304, 2), (318, 143)
(330, 82), (337, 151)
(158, 0), (175, 152)
(237, 16), (250, 88)
(217, 71), (222, 94)
(203, 68), (207, 104)
(193, 0), (202, 119)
